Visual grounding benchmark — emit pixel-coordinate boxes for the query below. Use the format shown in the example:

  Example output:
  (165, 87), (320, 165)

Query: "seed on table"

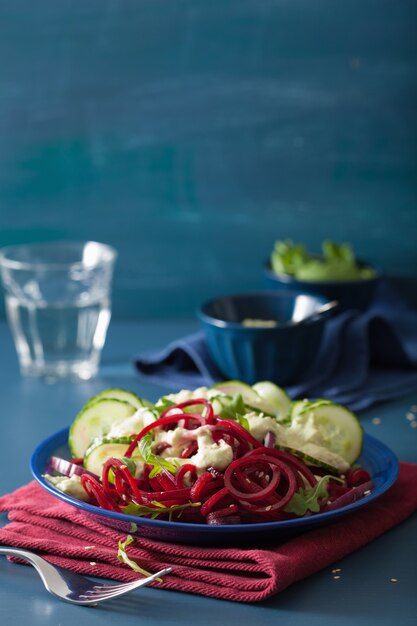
(406, 413), (415, 421)
(372, 417), (381, 425)
(332, 568), (342, 574)
(410, 421), (417, 429)
(333, 575), (341, 580)
(411, 405), (417, 412)
(390, 578), (398, 583)
(89, 562), (97, 566)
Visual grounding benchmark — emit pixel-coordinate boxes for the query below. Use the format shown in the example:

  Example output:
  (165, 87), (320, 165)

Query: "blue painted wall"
(0, 0), (416, 318)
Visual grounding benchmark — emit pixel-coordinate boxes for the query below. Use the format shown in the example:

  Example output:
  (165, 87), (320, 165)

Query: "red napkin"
(1, 462), (417, 603)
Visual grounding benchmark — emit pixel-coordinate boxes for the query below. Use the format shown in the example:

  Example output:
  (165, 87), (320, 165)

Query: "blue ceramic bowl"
(264, 260), (381, 312)
(197, 291), (336, 386)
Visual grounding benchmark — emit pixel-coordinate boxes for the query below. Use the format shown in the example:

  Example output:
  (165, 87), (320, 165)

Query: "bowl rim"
(197, 290), (333, 330)
(264, 259), (381, 286)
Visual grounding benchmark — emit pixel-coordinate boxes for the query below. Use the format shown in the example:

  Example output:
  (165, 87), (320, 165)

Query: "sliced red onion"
(323, 480), (374, 512)
(48, 456), (99, 479)
(264, 431), (276, 448)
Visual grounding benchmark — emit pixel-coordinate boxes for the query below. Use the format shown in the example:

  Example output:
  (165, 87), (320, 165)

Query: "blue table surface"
(0, 319), (416, 626)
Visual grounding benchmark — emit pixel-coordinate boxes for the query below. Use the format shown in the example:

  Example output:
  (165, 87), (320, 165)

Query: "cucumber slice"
(85, 388), (151, 410)
(290, 400), (310, 419)
(211, 380), (286, 419)
(293, 402), (363, 465)
(69, 399), (137, 458)
(84, 437), (142, 477)
(252, 382), (291, 421)
(290, 398), (333, 420)
(211, 381), (262, 404)
(279, 444), (349, 474)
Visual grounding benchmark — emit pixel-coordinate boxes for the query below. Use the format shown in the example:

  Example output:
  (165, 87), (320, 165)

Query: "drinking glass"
(0, 241), (117, 381)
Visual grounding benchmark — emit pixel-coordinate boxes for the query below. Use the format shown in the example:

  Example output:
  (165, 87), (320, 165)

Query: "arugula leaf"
(154, 397), (176, 415)
(138, 432), (153, 461)
(213, 394), (251, 430)
(215, 394), (246, 420)
(113, 456), (137, 477)
(236, 413), (250, 431)
(122, 500), (201, 521)
(137, 432), (179, 478)
(284, 475), (343, 516)
(117, 535), (155, 577)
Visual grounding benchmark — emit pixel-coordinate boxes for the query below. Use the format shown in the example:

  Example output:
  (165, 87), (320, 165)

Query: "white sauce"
(189, 429), (233, 475)
(157, 424), (233, 476)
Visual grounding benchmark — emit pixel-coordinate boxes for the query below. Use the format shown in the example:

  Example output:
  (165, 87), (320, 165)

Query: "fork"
(0, 547), (172, 605)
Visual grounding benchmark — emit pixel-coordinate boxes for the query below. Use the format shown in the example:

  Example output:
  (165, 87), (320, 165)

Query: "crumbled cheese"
(244, 413), (283, 442)
(107, 407), (157, 438)
(44, 474), (90, 502)
(287, 413), (326, 446)
(162, 387), (223, 405)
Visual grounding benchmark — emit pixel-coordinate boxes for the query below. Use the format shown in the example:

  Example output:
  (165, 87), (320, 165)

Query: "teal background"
(0, 0), (416, 318)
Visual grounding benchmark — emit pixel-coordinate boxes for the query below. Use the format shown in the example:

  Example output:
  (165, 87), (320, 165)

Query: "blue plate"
(30, 428), (399, 546)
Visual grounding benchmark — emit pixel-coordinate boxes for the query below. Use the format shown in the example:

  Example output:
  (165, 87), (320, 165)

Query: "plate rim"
(30, 427), (400, 536)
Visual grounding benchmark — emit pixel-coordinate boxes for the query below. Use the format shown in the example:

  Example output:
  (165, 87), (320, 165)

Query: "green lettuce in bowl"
(266, 240), (380, 311)
(270, 240), (377, 282)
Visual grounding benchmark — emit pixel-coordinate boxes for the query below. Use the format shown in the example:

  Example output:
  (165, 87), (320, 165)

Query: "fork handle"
(0, 546), (60, 588)
(0, 546), (40, 562)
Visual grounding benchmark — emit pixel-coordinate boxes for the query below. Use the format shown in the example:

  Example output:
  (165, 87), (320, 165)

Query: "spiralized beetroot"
(71, 398), (372, 524)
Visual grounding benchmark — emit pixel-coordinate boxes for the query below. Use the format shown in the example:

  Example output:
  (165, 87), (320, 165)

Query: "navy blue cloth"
(133, 281), (417, 412)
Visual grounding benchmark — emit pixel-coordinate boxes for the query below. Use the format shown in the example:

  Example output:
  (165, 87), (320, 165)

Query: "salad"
(270, 240), (376, 282)
(45, 381), (372, 525)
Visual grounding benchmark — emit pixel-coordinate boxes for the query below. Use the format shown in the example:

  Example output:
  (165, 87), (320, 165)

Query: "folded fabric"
(1, 463), (417, 603)
(134, 281), (417, 411)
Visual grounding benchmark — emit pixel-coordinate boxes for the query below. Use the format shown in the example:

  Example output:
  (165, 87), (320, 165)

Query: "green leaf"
(236, 413), (250, 431)
(284, 475), (344, 516)
(137, 432), (179, 478)
(113, 456), (137, 477)
(117, 535), (155, 577)
(212, 394), (252, 430)
(154, 397), (176, 415)
(215, 394), (246, 421)
(148, 457), (179, 479)
(122, 500), (201, 520)
(138, 432), (153, 461)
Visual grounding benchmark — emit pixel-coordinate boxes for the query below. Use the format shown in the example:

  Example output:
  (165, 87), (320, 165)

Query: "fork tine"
(92, 580), (147, 591)
(92, 576), (165, 591)
(92, 567), (172, 592)
(88, 568), (172, 601)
